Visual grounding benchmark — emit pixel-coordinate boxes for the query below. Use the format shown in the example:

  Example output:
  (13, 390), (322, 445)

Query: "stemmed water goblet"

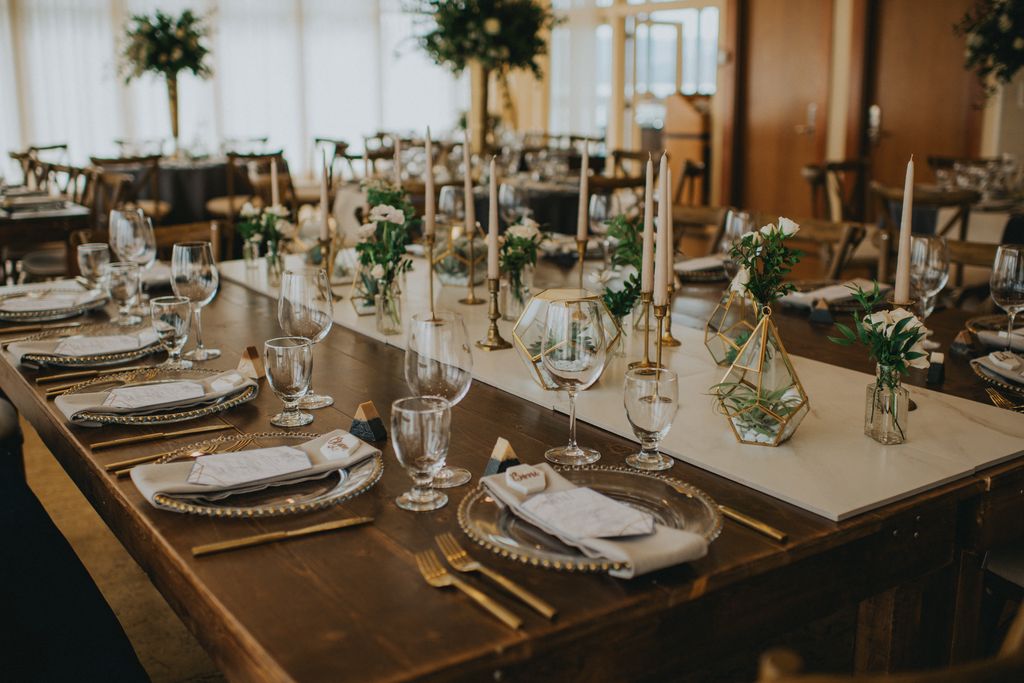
(76, 243), (110, 291)
(390, 396), (452, 512)
(150, 295), (192, 369)
(991, 244), (1024, 353)
(541, 299), (607, 465)
(404, 311), (473, 488)
(103, 262), (142, 326)
(623, 367), (679, 471)
(909, 235), (949, 349)
(110, 209), (157, 310)
(263, 337), (314, 427)
(278, 267), (334, 409)
(589, 192), (621, 268)
(171, 241), (221, 361)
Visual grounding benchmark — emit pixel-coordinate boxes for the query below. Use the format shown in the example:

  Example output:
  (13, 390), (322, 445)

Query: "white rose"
(357, 223), (377, 240)
(886, 307), (923, 336)
(864, 310), (892, 330)
(741, 230), (763, 245)
(776, 216), (800, 237)
(276, 219), (296, 238)
(606, 265), (637, 293)
(266, 204), (289, 218)
(507, 221), (540, 241)
(240, 202), (258, 218)
(483, 18), (501, 35)
(369, 204), (405, 225)
(249, 233), (263, 243)
(730, 265), (750, 293)
(370, 264), (386, 280)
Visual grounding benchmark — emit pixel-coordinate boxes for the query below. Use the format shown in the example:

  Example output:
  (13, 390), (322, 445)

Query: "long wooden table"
(2, 277), (1022, 681)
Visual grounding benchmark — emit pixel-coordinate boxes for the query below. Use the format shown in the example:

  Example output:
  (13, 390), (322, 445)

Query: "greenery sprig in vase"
(597, 215), (642, 324)
(499, 216), (543, 320)
(237, 203), (292, 279)
(354, 195), (413, 328)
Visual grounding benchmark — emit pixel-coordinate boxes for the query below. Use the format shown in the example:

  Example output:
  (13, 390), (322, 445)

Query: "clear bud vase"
(865, 364), (909, 445)
(243, 239), (260, 269)
(265, 248), (283, 287)
(375, 278), (403, 336)
(500, 265), (533, 322)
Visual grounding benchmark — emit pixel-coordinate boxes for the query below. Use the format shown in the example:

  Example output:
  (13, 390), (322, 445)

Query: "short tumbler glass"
(264, 337), (314, 427)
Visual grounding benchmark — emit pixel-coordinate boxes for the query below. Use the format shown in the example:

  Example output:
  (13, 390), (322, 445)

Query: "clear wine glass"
(437, 185), (464, 224)
(404, 310), (473, 488)
(103, 262), (141, 326)
(150, 295), (192, 369)
(390, 396), (451, 512)
(171, 241), (221, 361)
(76, 243), (110, 291)
(624, 367), (679, 471)
(909, 235), (949, 327)
(541, 299), (607, 465)
(108, 208), (147, 261)
(264, 336), (314, 427)
(589, 192), (620, 268)
(499, 182), (529, 224)
(278, 267), (334, 409)
(721, 209), (753, 278)
(991, 244), (1024, 353)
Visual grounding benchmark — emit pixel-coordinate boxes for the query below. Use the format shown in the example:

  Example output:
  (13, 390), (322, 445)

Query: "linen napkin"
(142, 261), (171, 287)
(780, 279), (888, 309)
(8, 329), (159, 365)
(54, 369), (257, 426)
(971, 353), (1024, 387)
(674, 254), (726, 273)
(975, 328), (1024, 353)
(0, 289), (104, 313)
(481, 463), (707, 579)
(131, 429), (379, 511)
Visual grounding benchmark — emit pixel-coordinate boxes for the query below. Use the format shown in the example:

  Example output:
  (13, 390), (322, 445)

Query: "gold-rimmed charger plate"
(676, 266), (728, 283)
(970, 360), (1024, 397)
(61, 367), (258, 425)
(0, 288), (108, 322)
(16, 321), (162, 369)
(458, 465), (722, 573)
(150, 432), (384, 518)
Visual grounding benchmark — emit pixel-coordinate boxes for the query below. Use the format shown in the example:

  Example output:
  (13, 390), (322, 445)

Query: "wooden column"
(607, 0), (627, 165)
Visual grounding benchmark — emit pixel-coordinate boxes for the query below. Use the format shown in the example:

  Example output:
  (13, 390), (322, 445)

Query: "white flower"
(276, 219), (296, 239)
(266, 204), (289, 218)
(999, 13), (1012, 32)
(886, 307), (924, 336)
(730, 265), (750, 293)
(369, 204), (404, 225)
(907, 340), (930, 369)
(758, 217), (799, 238)
(607, 265), (637, 293)
(239, 202), (258, 218)
(588, 269), (615, 288)
(740, 230), (763, 245)
(1015, 37), (1024, 50)
(864, 310), (891, 330)
(357, 223), (377, 240)
(370, 264), (386, 280)
(483, 18), (501, 35)
(249, 233), (263, 243)
(507, 218), (540, 241)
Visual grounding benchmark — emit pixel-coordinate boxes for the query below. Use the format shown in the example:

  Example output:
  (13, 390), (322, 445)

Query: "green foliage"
(120, 9), (211, 82)
(712, 381), (802, 440)
(602, 272), (641, 321)
(729, 224), (802, 306)
(607, 215), (642, 270)
(722, 329), (752, 366)
(236, 209), (286, 253)
(955, 0), (1024, 95)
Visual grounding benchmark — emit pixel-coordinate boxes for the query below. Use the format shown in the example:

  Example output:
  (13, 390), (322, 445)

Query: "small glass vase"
(500, 265), (534, 322)
(375, 278), (403, 335)
(865, 364), (909, 445)
(265, 248), (283, 286)
(243, 239), (261, 269)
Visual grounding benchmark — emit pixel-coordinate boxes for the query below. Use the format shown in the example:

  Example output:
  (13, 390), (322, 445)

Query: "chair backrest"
(45, 163), (95, 206)
(677, 205), (730, 252)
(673, 159), (707, 206)
(9, 150), (50, 189)
(89, 154), (163, 218)
(803, 159), (869, 222)
(225, 150), (295, 220)
(84, 170), (133, 236)
(947, 239), (999, 269)
(154, 221), (222, 261)
(611, 149), (665, 182)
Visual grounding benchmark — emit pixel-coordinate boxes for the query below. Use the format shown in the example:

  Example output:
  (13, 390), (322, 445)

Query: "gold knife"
(718, 505), (788, 543)
(90, 424), (233, 451)
(192, 517), (374, 557)
(37, 365), (150, 385)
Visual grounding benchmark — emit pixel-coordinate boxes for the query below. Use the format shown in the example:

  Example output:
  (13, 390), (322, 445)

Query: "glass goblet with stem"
(589, 192), (620, 268)
(499, 182), (529, 224)
(109, 210), (156, 309)
(991, 244), (1024, 353)
(171, 241), (221, 361)
(437, 185), (464, 226)
(541, 299), (607, 465)
(624, 367), (679, 471)
(263, 336), (314, 427)
(720, 209), (753, 278)
(103, 262), (142, 326)
(404, 310), (473, 488)
(150, 295), (192, 370)
(77, 243), (110, 291)
(390, 396), (452, 512)
(278, 267), (334, 409)
(909, 235), (949, 349)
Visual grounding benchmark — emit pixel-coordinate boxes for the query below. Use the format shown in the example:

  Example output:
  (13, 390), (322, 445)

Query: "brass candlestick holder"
(576, 238), (587, 289)
(317, 235), (342, 301)
(653, 303), (668, 369)
(423, 233), (439, 322)
(476, 278), (512, 350)
(629, 292), (661, 370)
(660, 281), (681, 347)
(459, 221), (485, 305)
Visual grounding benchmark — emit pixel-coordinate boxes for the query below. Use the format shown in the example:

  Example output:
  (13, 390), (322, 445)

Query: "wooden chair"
(676, 205), (730, 254)
(45, 163), (94, 206)
(89, 154), (171, 224)
(610, 149), (665, 182)
(153, 221), (221, 261)
(673, 159), (707, 207)
(756, 603), (1024, 682)
(27, 143), (69, 163)
(803, 159), (869, 222)
(9, 150), (49, 189)
(206, 151), (294, 255)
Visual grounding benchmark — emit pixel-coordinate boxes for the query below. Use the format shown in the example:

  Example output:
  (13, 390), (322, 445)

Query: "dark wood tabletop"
(1, 276), (1021, 682)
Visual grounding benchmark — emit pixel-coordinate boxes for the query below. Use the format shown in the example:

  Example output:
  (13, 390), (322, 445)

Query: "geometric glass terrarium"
(704, 289), (759, 366)
(713, 310), (809, 446)
(512, 288), (623, 390)
(432, 222), (487, 287)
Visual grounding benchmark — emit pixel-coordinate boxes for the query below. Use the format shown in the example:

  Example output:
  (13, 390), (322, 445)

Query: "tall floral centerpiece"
(829, 284), (928, 445)
(120, 9), (211, 156)
(354, 179), (415, 333)
(499, 216), (542, 321)
(414, 0), (559, 151)
(712, 218), (809, 446)
(955, 0), (1024, 97)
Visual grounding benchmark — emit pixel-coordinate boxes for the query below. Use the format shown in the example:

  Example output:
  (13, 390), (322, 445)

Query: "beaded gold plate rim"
(971, 360), (1024, 397)
(457, 464), (723, 574)
(150, 432), (384, 518)
(18, 321), (162, 368)
(0, 289), (109, 322)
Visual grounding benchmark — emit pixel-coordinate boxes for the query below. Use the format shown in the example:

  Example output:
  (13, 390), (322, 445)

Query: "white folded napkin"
(142, 261), (171, 287)
(8, 329), (159, 365)
(674, 255), (726, 273)
(481, 463), (707, 579)
(0, 289), (104, 313)
(131, 429), (380, 511)
(976, 328), (1024, 353)
(54, 369), (258, 426)
(780, 279), (888, 309)
(972, 353), (1024, 387)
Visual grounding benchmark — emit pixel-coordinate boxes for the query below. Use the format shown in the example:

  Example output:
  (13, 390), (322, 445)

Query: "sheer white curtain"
(1, 0), (467, 175)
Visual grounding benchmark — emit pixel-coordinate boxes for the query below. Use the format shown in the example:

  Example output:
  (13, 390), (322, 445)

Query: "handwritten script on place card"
(521, 487), (655, 539)
(187, 446), (311, 487)
(54, 331), (157, 357)
(320, 432), (360, 461)
(102, 381), (206, 409)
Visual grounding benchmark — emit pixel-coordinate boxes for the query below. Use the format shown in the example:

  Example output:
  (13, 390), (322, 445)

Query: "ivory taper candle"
(424, 128), (435, 237)
(270, 157), (280, 208)
(893, 155), (914, 303)
(463, 128), (475, 235)
(576, 143), (589, 241)
(320, 150), (329, 240)
(487, 156), (499, 280)
(641, 155), (655, 293)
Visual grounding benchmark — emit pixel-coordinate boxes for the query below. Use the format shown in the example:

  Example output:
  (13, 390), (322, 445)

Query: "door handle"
(794, 102), (817, 136)
(867, 104), (883, 145)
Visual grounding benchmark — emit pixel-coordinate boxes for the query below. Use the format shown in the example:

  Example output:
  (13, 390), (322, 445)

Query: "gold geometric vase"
(704, 290), (759, 366)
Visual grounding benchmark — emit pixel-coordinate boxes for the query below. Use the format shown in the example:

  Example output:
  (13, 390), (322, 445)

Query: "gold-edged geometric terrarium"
(432, 221), (487, 287)
(704, 290), (759, 366)
(512, 288), (623, 390)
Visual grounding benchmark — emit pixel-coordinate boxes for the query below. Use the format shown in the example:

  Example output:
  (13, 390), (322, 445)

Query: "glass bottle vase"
(243, 239), (261, 269)
(375, 278), (403, 335)
(864, 364), (909, 445)
(265, 248), (283, 286)
(500, 265), (533, 322)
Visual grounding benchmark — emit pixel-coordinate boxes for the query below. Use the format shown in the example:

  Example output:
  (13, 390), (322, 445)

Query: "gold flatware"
(192, 516), (374, 558)
(91, 424), (233, 451)
(415, 550), (522, 629)
(46, 368), (160, 398)
(718, 505), (788, 543)
(113, 435), (255, 478)
(436, 532), (556, 619)
(0, 321), (83, 336)
(985, 388), (1024, 412)
(37, 365), (150, 385)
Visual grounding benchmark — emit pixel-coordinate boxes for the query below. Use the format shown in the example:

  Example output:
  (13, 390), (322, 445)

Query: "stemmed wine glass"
(720, 209), (753, 278)
(909, 235), (949, 348)
(278, 267), (334, 409)
(437, 185), (464, 225)
(541, 299), (607, 465)
(499, 183), (530, 224)
(76, 243), (110, 291)
(391, 396), (452, 512)
(110, 209), (157, 309)
(170, 241), (221, 361)
(404, 311), (473, 488)
(150, 295), (192, 369)
(103, 262), (141, 326)
(623, 368), (679, 471)
(264, 337), (314, 427)
(589, 192), (621, 268)
(991, 244), (1024, 353)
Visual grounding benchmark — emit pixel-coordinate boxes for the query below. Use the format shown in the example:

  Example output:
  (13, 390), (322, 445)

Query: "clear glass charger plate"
(965, 315), (1024, 396)
(151, 432), (384, 518)
(18, 321), (162, 368)
(0, 289), (109, 322)
(457, 465), (723, 574)
(60, 367), (258, 425)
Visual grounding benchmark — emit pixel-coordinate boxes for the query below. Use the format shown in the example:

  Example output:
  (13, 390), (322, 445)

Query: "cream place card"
(53, 330), (159, 357)
(521, 488), (655, 539)
(187, 446), (311, 487)
(102, 381), (206, 409)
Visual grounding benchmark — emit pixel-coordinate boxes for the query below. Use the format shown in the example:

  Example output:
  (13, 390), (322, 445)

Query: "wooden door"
(736, 0), (832, 217)
(865, 0), (983, 187)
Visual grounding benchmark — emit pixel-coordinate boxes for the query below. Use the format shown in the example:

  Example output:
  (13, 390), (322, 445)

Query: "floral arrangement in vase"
(119, 9), (212, 153)
(354, 180), (415, 330)
(829, 284), (928, 445)
(596, 214), (642, 326)
(712, 218), (809, 446)
(955, 0), (1024, 96)
(237, 203), (293, 281)
(499, 216), (543, 321)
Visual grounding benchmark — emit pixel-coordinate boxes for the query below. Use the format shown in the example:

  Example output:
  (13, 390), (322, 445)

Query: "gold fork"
(436, 532), (556, 619)
(985, 388), (1024, 412)
(113, 436), (253, 479)
(414, 550), (522, 629)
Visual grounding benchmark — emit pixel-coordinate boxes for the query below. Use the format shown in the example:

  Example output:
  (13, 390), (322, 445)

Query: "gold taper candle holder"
(317, 235), (341, 301)
(660, 280), (681, 347)
(653, 303), (668, 368)
(476, 278), (512, 350)
(576, 238), (587, 289)
(423, 232), (439, 322)
(459, 221), (485, 305)
(628, 292), (662, 370)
